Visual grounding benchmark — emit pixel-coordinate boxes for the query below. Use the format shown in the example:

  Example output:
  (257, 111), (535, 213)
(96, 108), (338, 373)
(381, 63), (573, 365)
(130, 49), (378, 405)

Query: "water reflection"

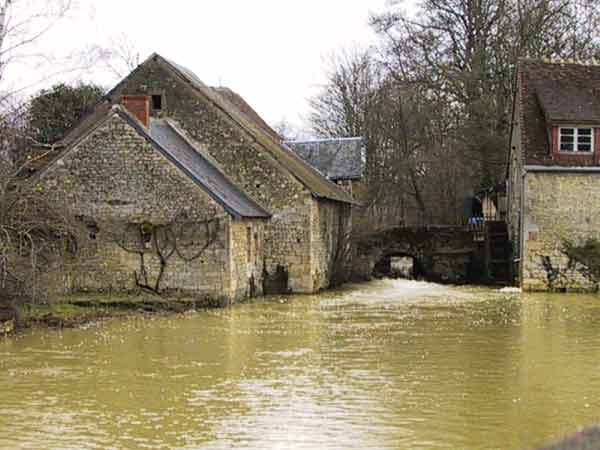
(1, 280), (600, 449)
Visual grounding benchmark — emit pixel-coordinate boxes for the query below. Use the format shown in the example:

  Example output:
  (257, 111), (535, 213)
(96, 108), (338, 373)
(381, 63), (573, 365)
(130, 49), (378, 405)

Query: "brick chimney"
(121, 95), (150, 127)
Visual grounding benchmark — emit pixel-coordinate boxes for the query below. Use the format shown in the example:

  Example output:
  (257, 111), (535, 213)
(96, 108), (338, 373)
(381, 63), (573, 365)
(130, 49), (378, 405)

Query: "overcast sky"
(5, 0), (417, 133)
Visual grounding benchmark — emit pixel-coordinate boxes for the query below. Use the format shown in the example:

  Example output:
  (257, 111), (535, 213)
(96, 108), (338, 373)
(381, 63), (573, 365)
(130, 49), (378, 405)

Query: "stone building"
(285, 138), (370, 228)
(507, 59), (600, 291)
(285, 138), (366, 194)
(36, 53), (354, 301)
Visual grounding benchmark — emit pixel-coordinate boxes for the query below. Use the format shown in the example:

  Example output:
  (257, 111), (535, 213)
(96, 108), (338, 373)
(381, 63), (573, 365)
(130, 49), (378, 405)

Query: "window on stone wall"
(559, 127), (594, 152)
(151, 94), (163, 111)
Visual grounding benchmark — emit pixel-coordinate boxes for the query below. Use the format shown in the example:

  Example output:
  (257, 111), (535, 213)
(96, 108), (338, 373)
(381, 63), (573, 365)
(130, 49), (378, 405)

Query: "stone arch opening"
(374, 252), (423, 279)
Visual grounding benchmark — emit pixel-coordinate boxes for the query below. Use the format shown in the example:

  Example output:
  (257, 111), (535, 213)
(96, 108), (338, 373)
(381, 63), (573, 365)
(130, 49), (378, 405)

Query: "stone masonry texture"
(38, 55), (351, 300)
(39, 114), (265, 301)
(522, 172), (600, 291)
(107, 57), (350, 293)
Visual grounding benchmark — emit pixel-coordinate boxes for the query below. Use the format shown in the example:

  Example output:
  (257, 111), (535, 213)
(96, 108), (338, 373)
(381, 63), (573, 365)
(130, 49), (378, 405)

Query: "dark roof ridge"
(163, 118), (226, 170)
(209, 86), (281, 141)
(150, 118), (270, 218)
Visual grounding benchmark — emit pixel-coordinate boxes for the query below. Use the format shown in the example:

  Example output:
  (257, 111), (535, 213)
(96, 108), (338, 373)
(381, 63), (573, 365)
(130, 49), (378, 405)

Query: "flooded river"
(2, 280), (600, 449)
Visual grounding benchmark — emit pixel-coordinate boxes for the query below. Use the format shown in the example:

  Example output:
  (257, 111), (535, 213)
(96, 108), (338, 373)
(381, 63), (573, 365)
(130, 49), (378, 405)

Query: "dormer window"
(559, 127), (593, 152)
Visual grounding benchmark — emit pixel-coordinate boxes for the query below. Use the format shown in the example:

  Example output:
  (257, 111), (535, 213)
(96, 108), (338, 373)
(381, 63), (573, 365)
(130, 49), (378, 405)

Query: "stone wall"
(38, 113), (261, 301)
(109, 58), (318, 292)
(522, 171), (600, 291)
(310, 199), (352, 290)
(59, 223), (231, 297)
(346, 178), (371, 232)
(229, 219), (265, 301)
(352, 226), (476, 284)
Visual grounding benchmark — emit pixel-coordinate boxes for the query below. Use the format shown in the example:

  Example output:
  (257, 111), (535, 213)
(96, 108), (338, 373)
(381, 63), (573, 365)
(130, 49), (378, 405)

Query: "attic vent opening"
(151, 94), (163, 111)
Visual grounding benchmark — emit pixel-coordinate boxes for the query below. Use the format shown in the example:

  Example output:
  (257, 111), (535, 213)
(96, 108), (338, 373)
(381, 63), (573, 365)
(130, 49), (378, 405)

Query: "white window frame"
(558, 126), (594, 153)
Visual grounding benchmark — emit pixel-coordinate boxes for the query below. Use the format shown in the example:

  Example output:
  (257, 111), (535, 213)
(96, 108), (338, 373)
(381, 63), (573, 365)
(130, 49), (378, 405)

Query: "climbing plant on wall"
(111, 213), (222, 295)
(563, 239), (600, 290)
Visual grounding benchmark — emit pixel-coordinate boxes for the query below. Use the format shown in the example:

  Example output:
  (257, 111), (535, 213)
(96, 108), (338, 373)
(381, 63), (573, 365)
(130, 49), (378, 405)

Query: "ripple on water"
(2, 280), (600, 450)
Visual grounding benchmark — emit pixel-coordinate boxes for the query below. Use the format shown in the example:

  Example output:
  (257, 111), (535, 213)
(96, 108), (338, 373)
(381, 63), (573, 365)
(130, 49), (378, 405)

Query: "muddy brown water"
(2, 280), (600, 450)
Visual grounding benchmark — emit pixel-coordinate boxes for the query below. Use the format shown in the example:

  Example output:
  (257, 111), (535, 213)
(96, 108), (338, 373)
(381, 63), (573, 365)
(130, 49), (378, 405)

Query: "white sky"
(4, 0), (417, 132)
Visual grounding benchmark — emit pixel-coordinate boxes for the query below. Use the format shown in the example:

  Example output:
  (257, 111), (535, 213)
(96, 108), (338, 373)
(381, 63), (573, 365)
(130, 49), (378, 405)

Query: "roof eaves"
(157, 119), (271, 219)
(118, 111), (270, 219)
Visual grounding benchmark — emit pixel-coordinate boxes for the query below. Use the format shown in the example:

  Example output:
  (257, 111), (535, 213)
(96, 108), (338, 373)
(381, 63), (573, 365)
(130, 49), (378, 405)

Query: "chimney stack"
(121, 95), (150, 127)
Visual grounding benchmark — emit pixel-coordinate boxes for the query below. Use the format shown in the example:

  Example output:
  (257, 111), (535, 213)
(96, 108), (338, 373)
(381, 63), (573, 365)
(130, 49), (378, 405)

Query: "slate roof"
(39, 106), (270, 219)
(147, 119), (270, 219)
(284, 137), (365, 181)
(517, 60), (600, 165)
(155, 54), (355, 204)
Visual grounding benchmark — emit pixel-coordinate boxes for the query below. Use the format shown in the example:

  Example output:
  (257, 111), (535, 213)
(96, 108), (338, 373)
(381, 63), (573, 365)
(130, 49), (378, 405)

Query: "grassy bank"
(10, 293), (220, 334)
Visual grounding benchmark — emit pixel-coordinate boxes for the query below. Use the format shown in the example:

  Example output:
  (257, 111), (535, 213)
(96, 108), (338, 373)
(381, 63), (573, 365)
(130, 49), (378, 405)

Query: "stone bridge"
(352, 226), (483, 284)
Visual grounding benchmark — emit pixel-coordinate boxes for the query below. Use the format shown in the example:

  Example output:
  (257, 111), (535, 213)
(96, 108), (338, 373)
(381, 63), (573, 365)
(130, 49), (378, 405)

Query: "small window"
(559, 127), (594, 152)
(151, 94), (163, 111)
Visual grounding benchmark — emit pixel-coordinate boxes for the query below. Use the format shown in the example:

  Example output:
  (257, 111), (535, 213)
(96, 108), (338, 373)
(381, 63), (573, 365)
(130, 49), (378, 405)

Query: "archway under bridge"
(352, 226), (486, 284)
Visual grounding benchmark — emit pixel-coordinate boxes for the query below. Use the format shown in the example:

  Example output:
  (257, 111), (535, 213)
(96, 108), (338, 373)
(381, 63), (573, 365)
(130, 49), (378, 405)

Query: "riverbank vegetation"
(0, 0), (139, 314)
(5, 292), (222, 335)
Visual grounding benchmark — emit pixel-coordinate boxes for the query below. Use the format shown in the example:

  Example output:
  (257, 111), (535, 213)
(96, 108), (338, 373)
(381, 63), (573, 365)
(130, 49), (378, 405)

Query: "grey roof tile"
(146, 118), (270, 219)
(284, 138), (365, 181)
(37, 105), (270, 218)
(534, 79), (600, 123)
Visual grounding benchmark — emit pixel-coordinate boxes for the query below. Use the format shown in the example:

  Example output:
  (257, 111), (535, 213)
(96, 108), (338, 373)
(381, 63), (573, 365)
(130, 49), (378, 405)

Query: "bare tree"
(309, 0), (600, 230)
(370, 0), (600, 187)
(308, 48), (470, 227)
(0, 160), (85, 305)
(0, 0), (75, 99)
(272, 119), (298, 141)
(98, 33), (141, 79)
(0, 0), (111, 307)
(308, 48), (380, 138)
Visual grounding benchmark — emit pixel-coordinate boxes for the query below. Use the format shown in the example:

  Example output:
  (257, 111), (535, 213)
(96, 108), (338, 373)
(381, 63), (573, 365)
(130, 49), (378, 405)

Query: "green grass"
(15, 292), (218, 331)
(17, 301), (130, 327)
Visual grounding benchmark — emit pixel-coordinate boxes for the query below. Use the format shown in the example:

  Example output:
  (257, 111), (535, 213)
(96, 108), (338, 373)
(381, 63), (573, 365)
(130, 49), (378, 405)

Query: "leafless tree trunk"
(99, 33), (141, 79)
